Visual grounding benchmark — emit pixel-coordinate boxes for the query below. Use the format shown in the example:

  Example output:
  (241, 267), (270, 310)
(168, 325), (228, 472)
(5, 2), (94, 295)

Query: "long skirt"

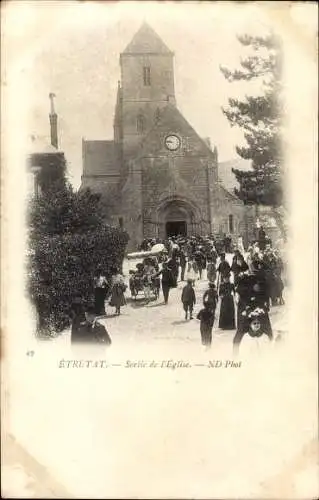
(219, 295), (235, 329)
(94, 287), (107, 315)
(109, 286), (126, 308)
(162, 282), (170, 303)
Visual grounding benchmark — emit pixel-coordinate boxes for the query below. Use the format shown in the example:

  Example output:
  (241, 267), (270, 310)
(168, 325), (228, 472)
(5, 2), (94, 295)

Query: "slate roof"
(82, 140), (120, 176)
(122, 22), (173, 55)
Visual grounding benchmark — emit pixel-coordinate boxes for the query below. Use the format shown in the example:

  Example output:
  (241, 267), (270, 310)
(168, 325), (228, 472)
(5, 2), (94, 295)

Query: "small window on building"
(143, 66), (151, 86)
(119, 217), (123, 229)
(136, 114), (145, 134)
(229, 214), (234, 234)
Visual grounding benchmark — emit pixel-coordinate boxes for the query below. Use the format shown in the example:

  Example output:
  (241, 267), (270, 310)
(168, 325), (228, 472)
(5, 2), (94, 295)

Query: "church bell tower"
(118, 23), (176, 160)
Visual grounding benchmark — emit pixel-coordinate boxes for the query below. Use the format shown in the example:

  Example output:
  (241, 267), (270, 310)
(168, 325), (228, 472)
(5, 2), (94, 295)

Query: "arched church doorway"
(157, 198), (199, 239)
(166, 220), (187, 237)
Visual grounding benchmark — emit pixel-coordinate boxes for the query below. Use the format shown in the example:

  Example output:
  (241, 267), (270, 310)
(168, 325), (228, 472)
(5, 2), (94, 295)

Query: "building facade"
(82, 23), (250, 250)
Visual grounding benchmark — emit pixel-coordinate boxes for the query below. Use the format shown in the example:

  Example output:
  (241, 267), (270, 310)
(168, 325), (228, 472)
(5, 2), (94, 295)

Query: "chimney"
(204, 137), (211, 149)
(49, 92), (58, 149)
(213, 145), (218, 163)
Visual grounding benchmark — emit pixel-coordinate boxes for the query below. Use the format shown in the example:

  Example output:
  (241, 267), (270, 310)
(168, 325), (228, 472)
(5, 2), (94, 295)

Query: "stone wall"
(120, 52), (175, 161)
(120, 53), (175, 102)
(121, 162), (144, 250)
(143, 155), (211, 232)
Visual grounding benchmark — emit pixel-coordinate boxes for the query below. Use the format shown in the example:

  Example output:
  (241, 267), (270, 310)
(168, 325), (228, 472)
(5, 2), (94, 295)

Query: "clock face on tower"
(164, 134), (181, 151)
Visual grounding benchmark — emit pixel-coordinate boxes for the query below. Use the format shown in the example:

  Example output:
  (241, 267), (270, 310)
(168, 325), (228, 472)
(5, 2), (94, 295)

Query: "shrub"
(28, 181), (129, 336)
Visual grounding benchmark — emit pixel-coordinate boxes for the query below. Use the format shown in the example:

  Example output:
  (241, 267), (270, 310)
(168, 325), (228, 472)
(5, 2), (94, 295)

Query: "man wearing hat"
(71, 303), (112, 345)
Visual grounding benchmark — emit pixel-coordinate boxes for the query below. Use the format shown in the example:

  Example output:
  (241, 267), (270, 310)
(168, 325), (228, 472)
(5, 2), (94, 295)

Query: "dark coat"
(181, 285), (196, 305)
(71, 320), (112, 345)
(155, 267), (175, 286)
(203, 289), (218, 309)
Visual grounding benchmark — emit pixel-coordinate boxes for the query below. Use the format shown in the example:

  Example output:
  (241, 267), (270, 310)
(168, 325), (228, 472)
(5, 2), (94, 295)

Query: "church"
(81, 23), (250, 250)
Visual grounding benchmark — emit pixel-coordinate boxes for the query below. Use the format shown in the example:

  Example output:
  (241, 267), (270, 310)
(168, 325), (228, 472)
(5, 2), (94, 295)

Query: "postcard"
(1, 1), (318, 498)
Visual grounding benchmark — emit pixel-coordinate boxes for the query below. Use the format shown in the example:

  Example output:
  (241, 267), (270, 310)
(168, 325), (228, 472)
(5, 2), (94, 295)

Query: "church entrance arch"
(166, 220), (187, 237)
(157, 198), (199, 239)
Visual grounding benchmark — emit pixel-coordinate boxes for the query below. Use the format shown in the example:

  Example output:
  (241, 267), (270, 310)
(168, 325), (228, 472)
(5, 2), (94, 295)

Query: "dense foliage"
(28, 164), (129, 335)
(29, 184), (106, 237)
(28, 225), (129, 334)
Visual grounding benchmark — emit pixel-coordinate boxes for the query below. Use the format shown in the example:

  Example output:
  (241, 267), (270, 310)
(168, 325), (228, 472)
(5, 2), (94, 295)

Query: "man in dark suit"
(71, 303), (112, 345)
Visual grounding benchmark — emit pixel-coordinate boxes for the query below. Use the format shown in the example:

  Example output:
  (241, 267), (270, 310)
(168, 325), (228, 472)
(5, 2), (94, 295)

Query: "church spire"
(122, 23), (173, 55)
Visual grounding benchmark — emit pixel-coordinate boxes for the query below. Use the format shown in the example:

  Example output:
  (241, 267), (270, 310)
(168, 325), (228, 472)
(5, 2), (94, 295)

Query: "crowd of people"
(70, 228), (286, 354)
(134, 231), (284, 350)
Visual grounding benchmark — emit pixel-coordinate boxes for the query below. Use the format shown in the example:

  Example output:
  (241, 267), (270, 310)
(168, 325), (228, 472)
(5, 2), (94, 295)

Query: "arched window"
(143, 66), (151, 86)
(137, 114), (145, 134)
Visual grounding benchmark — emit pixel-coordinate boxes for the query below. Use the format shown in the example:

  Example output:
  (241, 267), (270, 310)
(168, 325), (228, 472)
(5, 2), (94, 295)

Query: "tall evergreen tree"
(221, 32), (286, 239)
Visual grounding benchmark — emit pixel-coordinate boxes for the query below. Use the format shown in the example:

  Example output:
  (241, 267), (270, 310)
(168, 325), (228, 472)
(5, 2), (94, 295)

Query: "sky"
(3, 1), (317, 188)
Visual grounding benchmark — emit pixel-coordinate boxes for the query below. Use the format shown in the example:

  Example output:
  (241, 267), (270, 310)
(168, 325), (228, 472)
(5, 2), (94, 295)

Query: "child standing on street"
(196, 302), (215, 348)
(181, 278), (196, 320)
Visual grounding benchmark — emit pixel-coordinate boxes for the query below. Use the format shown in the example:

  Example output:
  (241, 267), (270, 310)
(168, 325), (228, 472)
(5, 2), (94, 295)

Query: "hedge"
(28, 225), (129, 335)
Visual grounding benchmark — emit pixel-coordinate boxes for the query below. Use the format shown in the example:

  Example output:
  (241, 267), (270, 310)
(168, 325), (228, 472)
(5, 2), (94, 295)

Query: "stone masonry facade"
(81, 23), (250, 250)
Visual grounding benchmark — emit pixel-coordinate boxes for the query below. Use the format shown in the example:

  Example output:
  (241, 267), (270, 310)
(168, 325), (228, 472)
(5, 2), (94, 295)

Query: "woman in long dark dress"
(218, 274), (235, 330)
(231, 252), (249, 287)
(167, 257), (179, 286)
(217, 253), (231, 281)
(94, 268), (109, 315)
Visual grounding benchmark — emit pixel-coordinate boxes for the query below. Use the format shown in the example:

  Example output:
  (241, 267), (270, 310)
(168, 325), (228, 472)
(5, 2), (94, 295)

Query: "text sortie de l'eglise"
(124, 360), (242, 368)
